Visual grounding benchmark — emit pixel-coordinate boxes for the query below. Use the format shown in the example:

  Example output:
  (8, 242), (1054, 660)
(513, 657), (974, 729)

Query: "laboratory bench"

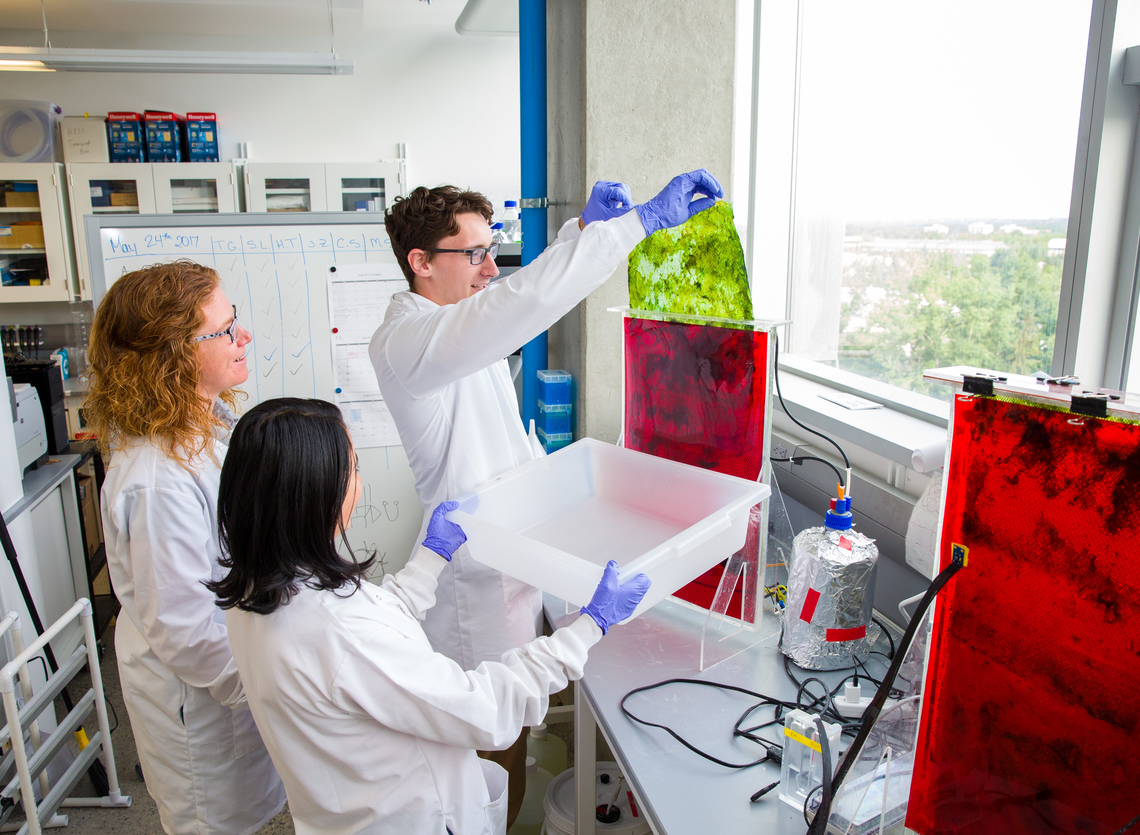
(545, 593), (897, 835)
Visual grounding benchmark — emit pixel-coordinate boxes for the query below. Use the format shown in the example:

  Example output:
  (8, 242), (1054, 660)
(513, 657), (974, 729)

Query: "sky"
(799, 0), (1094, 223)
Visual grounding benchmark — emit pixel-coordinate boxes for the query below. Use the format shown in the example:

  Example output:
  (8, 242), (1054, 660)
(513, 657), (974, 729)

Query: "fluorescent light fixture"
(0, 47), (352, 75)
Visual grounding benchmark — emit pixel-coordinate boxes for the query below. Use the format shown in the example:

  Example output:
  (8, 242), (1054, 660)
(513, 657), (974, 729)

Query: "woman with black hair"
(210, 398), (650, 835)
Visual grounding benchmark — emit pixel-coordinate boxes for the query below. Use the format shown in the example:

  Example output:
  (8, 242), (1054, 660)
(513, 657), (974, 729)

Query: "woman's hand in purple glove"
(635, 169), (724, 235)
(580, 560), (652, 635)
(421, 501), (466, 561)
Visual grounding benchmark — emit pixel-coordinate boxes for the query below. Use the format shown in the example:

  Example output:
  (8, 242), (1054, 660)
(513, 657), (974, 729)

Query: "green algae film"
(628, 201), (753, 320)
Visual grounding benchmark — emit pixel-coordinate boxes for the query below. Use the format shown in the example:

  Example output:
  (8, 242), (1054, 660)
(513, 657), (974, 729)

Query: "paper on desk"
(326, 263), (406, 448)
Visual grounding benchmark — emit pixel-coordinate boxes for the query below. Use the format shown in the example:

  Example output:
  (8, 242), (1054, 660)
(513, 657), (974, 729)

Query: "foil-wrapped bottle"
(780, 492), (879, 670)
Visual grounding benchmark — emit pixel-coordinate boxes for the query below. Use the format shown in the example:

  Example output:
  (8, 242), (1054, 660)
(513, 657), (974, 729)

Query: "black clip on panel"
(962, 373), (1005, 396)
(1070, 391), (1120, 418)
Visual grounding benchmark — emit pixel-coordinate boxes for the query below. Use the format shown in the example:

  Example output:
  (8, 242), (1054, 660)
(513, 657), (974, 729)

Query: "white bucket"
(542, 762), (650, 835)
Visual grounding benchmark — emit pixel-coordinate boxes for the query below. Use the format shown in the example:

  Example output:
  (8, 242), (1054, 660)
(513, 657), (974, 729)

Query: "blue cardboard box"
(144, 111), (184, 162)
(185, 112), (219, 162)
(106, 112), (145, 162)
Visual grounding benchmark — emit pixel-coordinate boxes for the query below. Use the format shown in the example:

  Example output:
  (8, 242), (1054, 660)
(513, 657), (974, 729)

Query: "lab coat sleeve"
(375, 546), (448, 620)
(380, 209), (644, 397)
(332, 614), (602, 751)
(115, 486), (245, 707)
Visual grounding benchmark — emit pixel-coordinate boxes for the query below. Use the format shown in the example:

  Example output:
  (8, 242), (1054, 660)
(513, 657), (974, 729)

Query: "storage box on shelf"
(0, 164), (77, 302)
(536, 400), (572, 435)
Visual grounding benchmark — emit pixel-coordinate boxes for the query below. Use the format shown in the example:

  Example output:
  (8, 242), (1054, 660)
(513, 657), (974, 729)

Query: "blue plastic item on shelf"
(537, 400), (572, 435)
(537, 369), (572, 405)
(536, 427), (572, 453)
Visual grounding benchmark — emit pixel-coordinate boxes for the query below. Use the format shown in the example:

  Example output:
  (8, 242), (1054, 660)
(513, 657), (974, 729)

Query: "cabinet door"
(0, 163), (75, 303)
(152, 162), (239, 214)
(325, 161), (404, 213)
(68, 163), (159, 300)
(244, 163), (328, 213)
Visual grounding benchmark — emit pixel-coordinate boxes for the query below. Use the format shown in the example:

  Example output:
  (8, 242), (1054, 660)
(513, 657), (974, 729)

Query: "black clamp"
(1070, 391), (1121, 418)
(962, 373), (1006, 396)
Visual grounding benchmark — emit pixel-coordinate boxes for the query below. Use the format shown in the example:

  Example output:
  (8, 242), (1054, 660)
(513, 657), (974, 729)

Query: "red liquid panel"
(623, 318), (767, 480)
(907, 396), (1140, 835)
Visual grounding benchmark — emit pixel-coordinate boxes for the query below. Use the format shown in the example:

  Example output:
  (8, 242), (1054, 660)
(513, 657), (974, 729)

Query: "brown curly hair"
(384, 185), (494, 288)
(85, 261), (240, 464)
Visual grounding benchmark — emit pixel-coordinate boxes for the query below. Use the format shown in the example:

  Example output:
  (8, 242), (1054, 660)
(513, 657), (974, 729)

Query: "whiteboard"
(85, 213), (423, 575)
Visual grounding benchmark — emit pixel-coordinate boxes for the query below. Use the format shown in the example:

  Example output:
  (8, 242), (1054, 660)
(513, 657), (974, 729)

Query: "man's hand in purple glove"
(580, 560), (652, 635)
(579, 180), (634, 229)
(422, 501), (466, 561)
(635, 169), (724, 235)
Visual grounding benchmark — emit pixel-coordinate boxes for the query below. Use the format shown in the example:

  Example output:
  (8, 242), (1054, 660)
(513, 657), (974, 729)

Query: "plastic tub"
(449, 438), (770, 618)
(537, 369), (572, 405)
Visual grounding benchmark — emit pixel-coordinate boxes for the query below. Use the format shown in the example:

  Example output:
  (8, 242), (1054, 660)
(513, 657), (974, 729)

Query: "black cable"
(805, 551), (968, 835)
(773, 332), (851, 473)
(813, 715), (833, 827)
(770, 455), (845, 486)
(621, 678), (797, 769)
(1115, 812), (1140, 835)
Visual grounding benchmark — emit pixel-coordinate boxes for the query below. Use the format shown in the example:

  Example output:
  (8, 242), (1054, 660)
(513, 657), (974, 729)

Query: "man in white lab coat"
(369, 171), (722, 820)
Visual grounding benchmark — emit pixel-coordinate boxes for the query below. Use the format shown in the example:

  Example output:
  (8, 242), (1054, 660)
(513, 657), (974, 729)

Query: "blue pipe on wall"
(518, 0), (547, 427)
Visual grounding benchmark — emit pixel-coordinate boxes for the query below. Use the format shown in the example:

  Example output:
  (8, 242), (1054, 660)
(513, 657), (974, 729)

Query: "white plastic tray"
(448, 438), (770, 620)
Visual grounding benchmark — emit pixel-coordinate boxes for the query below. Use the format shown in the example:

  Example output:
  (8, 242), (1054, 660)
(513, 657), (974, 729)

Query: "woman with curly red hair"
(86, 261), (285, 834)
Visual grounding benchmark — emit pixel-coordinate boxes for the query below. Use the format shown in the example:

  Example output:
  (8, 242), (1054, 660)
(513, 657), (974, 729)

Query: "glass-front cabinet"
(245, 162), (404, 214)
(67, 163), (158, 300)
(152, 162), (239, 214)
(0, 164), (76, 303)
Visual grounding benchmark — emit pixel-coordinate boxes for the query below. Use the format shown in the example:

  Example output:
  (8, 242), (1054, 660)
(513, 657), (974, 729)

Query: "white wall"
(0, 0), (522, 212)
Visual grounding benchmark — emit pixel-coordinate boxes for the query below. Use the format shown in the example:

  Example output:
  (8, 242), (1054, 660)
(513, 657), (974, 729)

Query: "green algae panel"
(628, 201), (753, 320)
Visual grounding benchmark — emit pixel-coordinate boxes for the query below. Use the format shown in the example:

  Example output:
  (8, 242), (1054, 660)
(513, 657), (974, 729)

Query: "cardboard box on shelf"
(106, 112), (145, 162)
(4, 192), (39, 208)
(0, 221), (45, 250)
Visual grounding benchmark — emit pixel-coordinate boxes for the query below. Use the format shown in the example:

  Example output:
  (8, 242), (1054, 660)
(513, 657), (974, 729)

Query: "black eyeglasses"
(193, 305), (239, 344)
(427, 243), (500, 266)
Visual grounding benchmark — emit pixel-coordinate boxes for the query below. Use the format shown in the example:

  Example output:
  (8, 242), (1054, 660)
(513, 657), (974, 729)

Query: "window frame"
(742, 0), (1140, 426)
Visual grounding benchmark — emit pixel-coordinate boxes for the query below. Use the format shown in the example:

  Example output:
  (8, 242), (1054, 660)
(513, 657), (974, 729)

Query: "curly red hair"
(86, 261), (240, 464)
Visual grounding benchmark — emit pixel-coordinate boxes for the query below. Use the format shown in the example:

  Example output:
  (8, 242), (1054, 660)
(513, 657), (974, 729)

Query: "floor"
(33, 618), (582, 835)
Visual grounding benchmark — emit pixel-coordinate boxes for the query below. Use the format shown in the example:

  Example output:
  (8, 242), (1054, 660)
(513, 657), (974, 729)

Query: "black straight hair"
(207, 397), (374, 614)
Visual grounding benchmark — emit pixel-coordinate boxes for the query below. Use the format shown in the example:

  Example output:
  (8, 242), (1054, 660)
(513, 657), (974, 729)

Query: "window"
(749, 0), (1094, 399)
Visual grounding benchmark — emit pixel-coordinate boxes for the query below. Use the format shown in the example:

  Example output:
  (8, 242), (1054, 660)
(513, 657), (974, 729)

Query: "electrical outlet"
(835, 681), (873, 718)
(772, 443), (791, 460)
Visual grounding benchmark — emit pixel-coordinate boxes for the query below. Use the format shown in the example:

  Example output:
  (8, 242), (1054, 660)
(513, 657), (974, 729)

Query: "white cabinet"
(0, 164), (76, 304)
(245, 162), (405, 214)
(68, 163), (158, 300)
(244, 162), (328, 213)
(152, 162), (240, 214)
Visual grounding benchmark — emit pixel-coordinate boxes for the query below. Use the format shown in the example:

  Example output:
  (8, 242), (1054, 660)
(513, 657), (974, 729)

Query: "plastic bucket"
(542, 762), (650, 835)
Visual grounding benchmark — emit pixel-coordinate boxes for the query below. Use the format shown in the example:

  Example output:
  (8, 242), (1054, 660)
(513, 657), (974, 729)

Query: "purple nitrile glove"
(581, 180), (634, 226)
(635, 169), (724, 235)
(580, 560), (652, 635)
(422, 501), (466, 561)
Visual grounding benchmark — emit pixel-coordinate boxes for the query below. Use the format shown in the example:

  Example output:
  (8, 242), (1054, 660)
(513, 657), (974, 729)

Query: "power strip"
(834, 682), (873, 718)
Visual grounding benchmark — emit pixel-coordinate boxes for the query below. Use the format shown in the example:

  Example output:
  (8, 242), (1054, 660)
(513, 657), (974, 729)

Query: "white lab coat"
(225, 546), (601, 835)
(102, 425), (286, 835)
(370, 210), (645, 669)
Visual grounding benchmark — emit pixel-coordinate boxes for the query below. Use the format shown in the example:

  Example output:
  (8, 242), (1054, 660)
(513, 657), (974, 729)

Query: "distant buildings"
(999, 223), (1040, 235)
(968, 222), (995, 235)
(923, 223), (950, 235)
(1048, 238), (1066, 256)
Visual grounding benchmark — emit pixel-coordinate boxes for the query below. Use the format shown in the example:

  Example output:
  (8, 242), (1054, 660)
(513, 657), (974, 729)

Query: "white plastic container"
(779, 709), (842, 811)
(543, 763), (649, 835)
(449, 438), (770, 619)
(507, 757), (554, 835)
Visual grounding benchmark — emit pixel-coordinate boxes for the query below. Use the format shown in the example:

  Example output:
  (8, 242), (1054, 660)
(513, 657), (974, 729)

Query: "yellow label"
(951, 543), (969, 567)
(784, 726), (822, 753)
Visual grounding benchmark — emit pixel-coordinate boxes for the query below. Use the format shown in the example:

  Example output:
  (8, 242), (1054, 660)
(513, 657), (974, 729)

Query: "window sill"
(774, 356), (949, 472)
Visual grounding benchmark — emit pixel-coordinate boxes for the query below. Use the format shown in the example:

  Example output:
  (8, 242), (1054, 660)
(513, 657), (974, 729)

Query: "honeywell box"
(185, 112), (219, 162)
(106, 112), (145, 162)
(144, 111), (184, 162)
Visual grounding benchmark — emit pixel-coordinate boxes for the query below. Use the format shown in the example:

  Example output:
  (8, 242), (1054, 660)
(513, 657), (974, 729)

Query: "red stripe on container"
(826, 625), (867, 642)
(627, 792), (639, 817)
(800, 588), (821, 623)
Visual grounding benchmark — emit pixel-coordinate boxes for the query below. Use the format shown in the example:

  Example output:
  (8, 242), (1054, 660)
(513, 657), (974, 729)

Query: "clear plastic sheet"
(781, 526), (879, 670)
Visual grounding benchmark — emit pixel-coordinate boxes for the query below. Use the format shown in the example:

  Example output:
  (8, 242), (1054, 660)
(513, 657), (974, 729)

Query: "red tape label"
(800, 588), (821, 623)
(839, 536), (853, 550)
(826, 625), (867, 642)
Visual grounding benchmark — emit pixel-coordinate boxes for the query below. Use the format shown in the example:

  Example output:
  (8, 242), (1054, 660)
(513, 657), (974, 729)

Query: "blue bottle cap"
(492, 222), (503, 229)
(504, 200), (518, 207)
(825, 497), (853, 530)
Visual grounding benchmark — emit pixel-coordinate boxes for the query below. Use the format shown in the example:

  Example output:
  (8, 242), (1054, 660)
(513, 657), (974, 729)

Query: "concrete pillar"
(548, 0), (737, 442)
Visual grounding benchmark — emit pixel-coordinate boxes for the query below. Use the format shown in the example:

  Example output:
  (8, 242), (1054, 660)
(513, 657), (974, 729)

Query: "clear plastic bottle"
(491, 222), (507, 244)
(500, 200), (522, 244)
(507, 756), (554, 835)
(527, 723), (567, 776)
